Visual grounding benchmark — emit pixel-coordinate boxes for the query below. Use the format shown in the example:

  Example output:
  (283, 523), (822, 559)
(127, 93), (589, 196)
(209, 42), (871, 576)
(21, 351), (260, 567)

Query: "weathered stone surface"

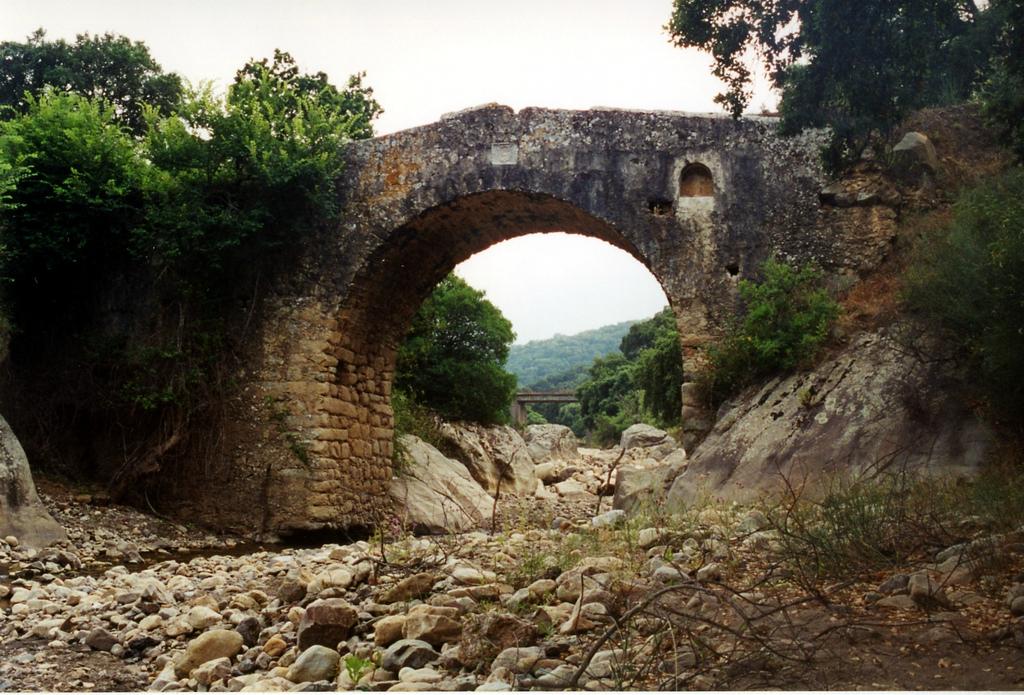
(390, 435), (494, 534)
(437, 423), (537, 496)
(0, 414), (66, 547)
(523, 425), (578, 464)
(296, 599), (358, 651)
(174, 630), (244, 678)
(667, 331), (992, 508)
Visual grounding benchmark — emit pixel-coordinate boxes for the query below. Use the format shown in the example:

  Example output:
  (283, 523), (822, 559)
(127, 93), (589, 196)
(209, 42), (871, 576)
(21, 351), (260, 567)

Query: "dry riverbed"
(1, 468), (1023, 691)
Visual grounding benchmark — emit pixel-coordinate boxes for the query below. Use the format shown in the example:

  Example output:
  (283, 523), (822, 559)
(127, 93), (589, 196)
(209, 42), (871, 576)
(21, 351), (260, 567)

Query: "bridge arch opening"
(327, 190), (685, 496)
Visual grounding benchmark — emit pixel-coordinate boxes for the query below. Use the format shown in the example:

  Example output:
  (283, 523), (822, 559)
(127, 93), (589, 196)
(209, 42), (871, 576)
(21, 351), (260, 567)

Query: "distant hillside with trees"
(504, 318), (644, 389)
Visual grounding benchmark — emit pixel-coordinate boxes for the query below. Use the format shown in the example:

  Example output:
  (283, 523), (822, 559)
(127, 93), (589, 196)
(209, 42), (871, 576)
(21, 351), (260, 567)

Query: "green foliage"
(396, 275), (517, 425)
(505, 319), (637, 388)
(697, 259), (839, 408)
(139, 51), (381, 292)
(0, 92), (143, 322)
(666, 1), (1009, 170)
(0, 36), (381, 487)
(904, 169), (1024, 426)
(979, 1), (1024, 159)
(574, 307), (684, 444)
(342, 654), (374, 684)
(0, 29), (183, 134)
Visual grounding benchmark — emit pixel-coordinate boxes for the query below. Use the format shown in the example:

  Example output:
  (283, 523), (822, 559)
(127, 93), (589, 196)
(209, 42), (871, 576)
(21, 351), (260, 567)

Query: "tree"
(0, 92), (144, 329)
(979, 1), (1024, 159)
(395, 275), (518, 424)
(904, 169), (1024, 427)
(140, 50), (381, 290)
(666, 1), (1005, 170)
(0, 29), (183, 134)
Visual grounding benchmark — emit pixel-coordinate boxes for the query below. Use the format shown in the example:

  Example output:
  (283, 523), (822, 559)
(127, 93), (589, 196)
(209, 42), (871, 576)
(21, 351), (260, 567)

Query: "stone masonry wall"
(200, 104), (895, 535)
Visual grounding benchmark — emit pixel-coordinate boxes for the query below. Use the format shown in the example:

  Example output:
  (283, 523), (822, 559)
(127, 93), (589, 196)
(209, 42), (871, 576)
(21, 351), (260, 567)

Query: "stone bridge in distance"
(184, 104), (891, 536)
(510, 390), (578, 427)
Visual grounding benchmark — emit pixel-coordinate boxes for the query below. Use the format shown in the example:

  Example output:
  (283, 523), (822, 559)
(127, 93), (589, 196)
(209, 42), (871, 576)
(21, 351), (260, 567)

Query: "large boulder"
(619, 424), (675, 451)
(891, 131), (940, 181)
(523, 424), (578, 464)
(613, 449), (688, 513)
(0, 414), (66, 547)
(437, 423), (537, 496)
(390, 435), (494, 534)
(667, 330), (992, 508)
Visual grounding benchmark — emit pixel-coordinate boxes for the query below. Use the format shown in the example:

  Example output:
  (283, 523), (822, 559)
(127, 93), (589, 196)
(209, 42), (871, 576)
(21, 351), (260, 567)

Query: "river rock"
(0, 414), (66, 547)
(84, 627), (118, 652)
(286, 645), (341, 683)
(437, 422), (538, 496)
(490, 646), (543, 675)
(174, 629), (245, 678)
(390, 435), (494, 534)
(523, 425), (578, 463)
(374, 615), (408, 647)
(193, 656), (232, 686)
(380, 572), (437, 604)
(382, 639), (441, 672)
(403, 605), (461, 647)
(297, 598), (358, 651)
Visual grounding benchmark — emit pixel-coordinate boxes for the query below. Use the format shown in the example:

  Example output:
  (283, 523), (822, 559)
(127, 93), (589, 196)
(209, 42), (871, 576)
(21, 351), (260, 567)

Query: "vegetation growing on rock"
(696, 258), (840, 409)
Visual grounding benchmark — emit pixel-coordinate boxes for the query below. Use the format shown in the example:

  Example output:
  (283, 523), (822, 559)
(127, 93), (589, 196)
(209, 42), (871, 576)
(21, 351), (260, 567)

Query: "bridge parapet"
(509, 390), (578, 426)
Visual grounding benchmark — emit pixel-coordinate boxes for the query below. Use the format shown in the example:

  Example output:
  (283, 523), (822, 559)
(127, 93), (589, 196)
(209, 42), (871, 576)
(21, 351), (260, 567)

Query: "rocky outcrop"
(667, 330), (992, 508)
(437, 423), (538, 496)
(0, 414), (66, 547)
(523, 424), (578, 464)
(390, 435), (494, 533)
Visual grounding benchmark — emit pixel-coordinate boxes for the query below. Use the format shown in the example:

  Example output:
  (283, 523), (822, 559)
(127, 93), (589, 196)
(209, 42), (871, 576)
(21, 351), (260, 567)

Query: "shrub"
(903, 169), (1024, 427)
(697, 258), (839, 408)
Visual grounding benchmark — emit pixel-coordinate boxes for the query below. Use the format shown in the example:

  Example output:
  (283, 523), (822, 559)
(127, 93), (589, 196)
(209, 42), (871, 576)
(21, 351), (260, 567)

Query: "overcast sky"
(1, 0), (777, 343)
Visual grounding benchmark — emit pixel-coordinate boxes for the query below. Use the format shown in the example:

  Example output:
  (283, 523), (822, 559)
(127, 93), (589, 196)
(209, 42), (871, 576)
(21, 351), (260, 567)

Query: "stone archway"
(202, 104), (836, 534)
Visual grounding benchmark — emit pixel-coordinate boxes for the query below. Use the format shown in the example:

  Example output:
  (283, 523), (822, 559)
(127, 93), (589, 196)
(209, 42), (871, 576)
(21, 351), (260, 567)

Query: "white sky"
(1, 0), (778, 343)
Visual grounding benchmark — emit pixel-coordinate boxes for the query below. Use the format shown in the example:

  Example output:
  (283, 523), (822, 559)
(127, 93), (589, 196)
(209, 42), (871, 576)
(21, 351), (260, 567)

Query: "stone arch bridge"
(194, 104), (889, 535)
